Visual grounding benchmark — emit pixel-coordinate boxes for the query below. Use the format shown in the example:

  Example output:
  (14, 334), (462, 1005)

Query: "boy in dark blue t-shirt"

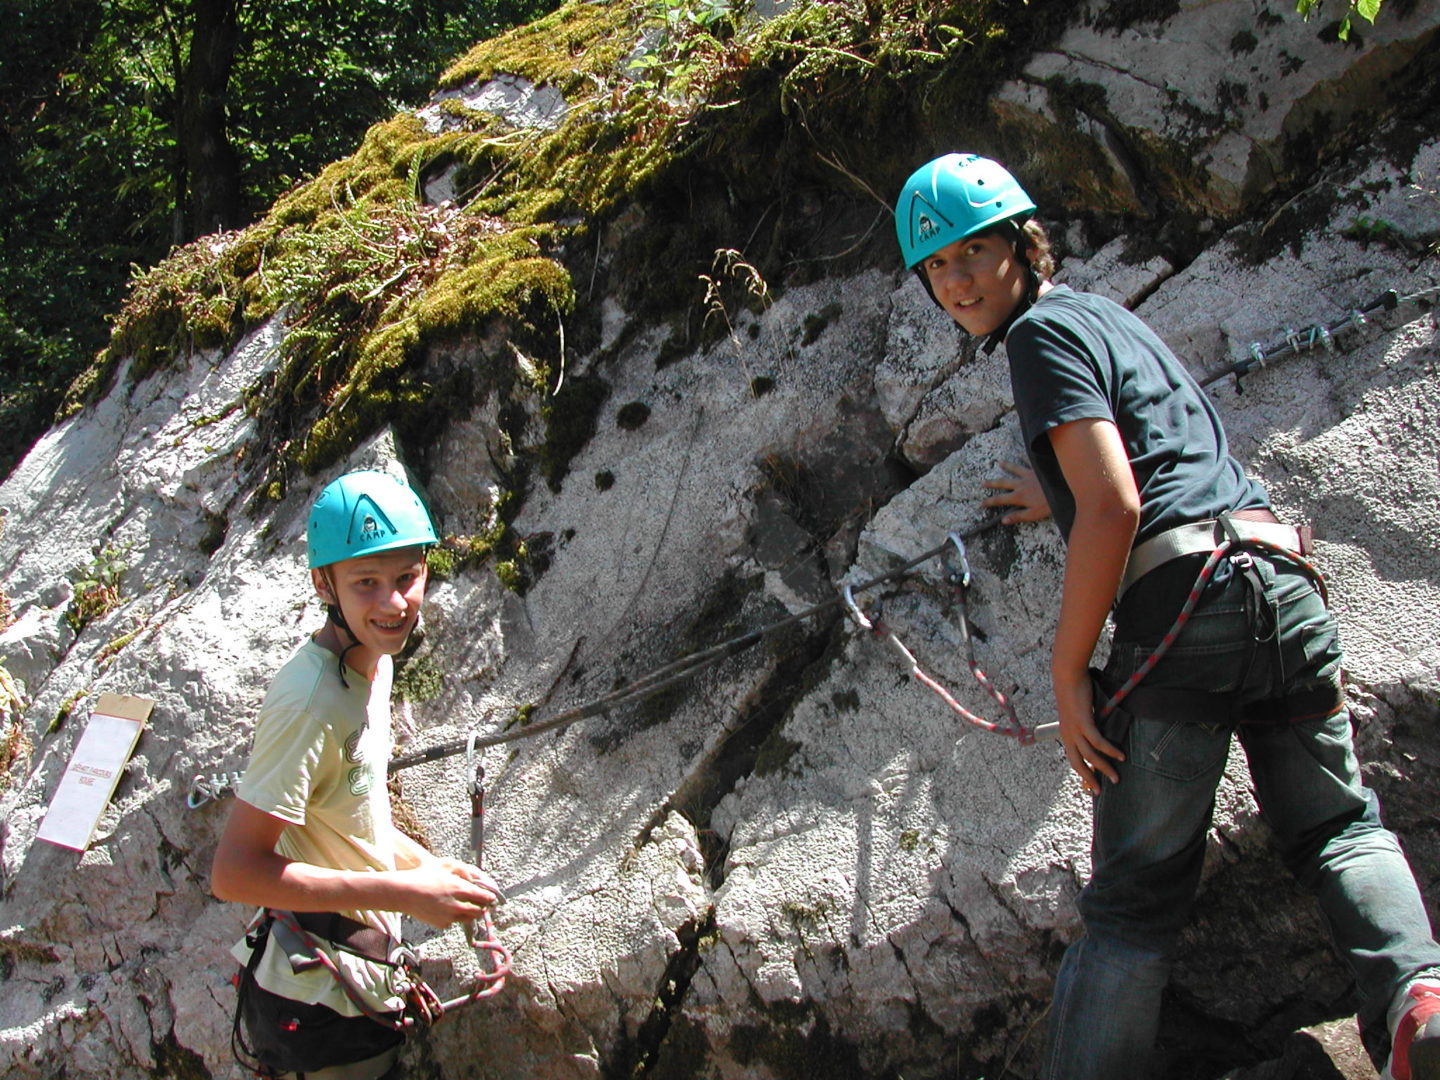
(895, 152), (1440, 1080)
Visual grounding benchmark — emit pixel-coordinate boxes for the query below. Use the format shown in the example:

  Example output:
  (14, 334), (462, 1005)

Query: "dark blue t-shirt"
(1005, 285), (1269, 545)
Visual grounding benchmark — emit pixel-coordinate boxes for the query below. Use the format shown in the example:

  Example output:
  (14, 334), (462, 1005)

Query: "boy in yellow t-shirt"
(212, 471), (501, 1079)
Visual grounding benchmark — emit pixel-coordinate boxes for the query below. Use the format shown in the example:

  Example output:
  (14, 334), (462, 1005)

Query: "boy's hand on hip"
(1054, 670), (1123, 795)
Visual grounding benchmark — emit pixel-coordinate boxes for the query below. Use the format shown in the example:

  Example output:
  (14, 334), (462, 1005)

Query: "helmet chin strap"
(982, 259), (1042, 356)
(319, 568), (361, 688)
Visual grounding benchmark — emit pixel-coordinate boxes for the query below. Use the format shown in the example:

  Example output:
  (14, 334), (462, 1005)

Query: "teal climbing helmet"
(306, 470), (438, 569)
(895, 153), (1037, 270)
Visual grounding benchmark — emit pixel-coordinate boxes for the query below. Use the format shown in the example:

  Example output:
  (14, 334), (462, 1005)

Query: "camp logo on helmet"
(347, 495), (398, 550)
(916, 212), (940, 245)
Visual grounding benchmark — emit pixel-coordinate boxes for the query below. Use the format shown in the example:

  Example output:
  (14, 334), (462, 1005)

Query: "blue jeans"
(1043, 549), (1440, 1079)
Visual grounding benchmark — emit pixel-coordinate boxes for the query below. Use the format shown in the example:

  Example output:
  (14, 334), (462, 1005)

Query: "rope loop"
(842, 556), (1030, 744)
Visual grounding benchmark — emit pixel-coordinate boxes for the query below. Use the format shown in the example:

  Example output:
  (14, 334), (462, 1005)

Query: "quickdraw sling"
(843, 533), (1033, 744)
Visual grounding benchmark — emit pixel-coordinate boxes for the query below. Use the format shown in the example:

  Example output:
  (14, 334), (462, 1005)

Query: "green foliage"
(50, 690), (87, 734)
(429, 529), (507, 579)
(1, 0), (559, 480)
(394, 653), (445, 703)
(425, 545), (460, 580)
(1342, 214), (1401, 242)
(1339, 210), (1440, 257)
(627, 0), (739, 98)
(67, 546), (129, 631)
(70, 0), (1039, 521)
(1295, 0), (1384, 40)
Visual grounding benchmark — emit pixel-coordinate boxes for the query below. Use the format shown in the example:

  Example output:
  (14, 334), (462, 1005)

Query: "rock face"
(2, 4), (1439, 1080)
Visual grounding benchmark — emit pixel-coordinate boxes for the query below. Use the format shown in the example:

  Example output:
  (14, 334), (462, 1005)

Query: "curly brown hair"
(1020, 219), (1056, 281)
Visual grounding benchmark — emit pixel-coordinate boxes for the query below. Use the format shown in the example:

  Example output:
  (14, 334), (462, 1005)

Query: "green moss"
(495, 554), (528, 592)
(504, 702), (538, 729)
(51, 691), (86, 734)
(780, 894), (835, 930)
(98, 624), (145, 661)
(439, 3), (637, 95)
(425, 545), (459, 579)
(76, 0), (1045, 486)
(394, 654), (445, 703)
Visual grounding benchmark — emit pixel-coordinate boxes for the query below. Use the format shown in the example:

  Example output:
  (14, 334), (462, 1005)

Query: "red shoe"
(1385, 983), (1440, 1080)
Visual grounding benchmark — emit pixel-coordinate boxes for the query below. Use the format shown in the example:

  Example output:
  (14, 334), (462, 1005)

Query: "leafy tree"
(0, 0), (556, 479)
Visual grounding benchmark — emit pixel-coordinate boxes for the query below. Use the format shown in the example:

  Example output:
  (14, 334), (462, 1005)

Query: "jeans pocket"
(1128, 717), (1230, 783)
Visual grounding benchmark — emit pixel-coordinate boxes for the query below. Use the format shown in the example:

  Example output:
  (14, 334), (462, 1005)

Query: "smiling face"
(312, 546), (428, 680)
(921, 230), (1033, 337)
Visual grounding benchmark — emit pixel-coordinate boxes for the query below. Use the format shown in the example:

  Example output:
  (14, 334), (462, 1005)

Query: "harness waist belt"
(1119, 516), (1305, 601)
(290, 910), (393, 963)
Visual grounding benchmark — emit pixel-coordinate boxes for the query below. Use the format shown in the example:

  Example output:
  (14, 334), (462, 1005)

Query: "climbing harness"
(222, 720), (509, 1076)
(1202, 283), (1440, 392)
(841, 533), (1031, 744)
(231, 896), (510, 1075)
(1096, 518), (1329, 722)
(234, 741), (512, 1038)
(1117, 517), (1309, 601)
(263, 906), (507, 1028)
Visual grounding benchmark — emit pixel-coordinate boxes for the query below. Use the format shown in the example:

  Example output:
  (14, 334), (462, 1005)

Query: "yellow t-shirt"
(230, 639), (423, 1015)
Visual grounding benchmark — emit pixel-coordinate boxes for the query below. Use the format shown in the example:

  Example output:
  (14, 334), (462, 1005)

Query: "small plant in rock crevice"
(67, 545), (130, 632)
(1295, 0), (1385, 41)
(0, 663), (29, 795)
(699, 247), (773, 393)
